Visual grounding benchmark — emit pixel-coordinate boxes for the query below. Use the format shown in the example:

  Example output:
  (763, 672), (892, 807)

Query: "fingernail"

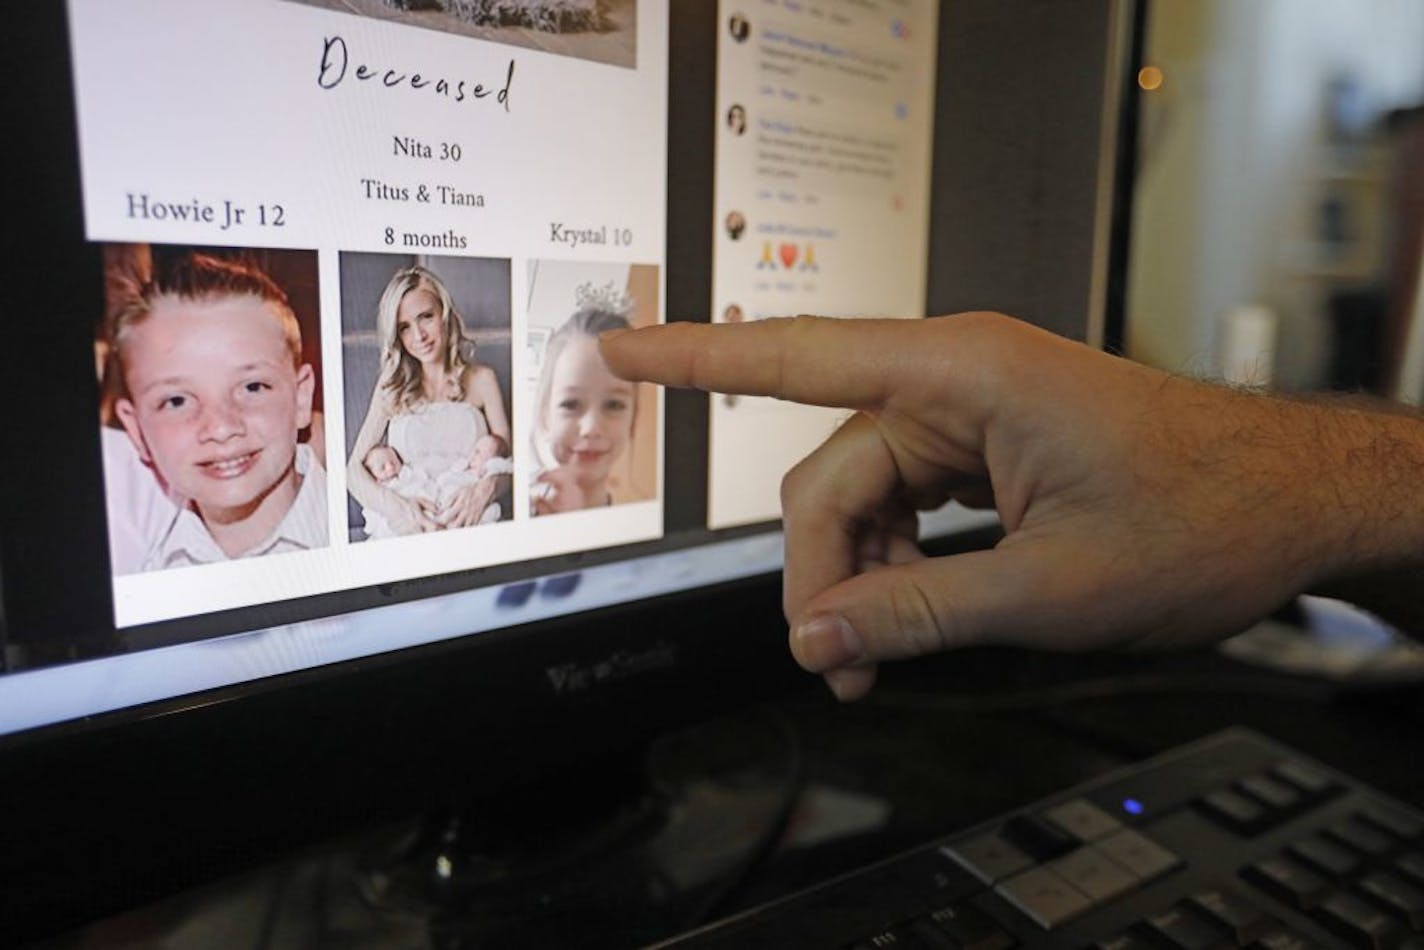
(824, 669), (856, 702)
(793, 614), (862, 672)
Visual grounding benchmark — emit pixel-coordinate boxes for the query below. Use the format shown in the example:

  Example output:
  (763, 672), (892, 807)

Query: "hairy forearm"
(1283, 394), (1424, 635)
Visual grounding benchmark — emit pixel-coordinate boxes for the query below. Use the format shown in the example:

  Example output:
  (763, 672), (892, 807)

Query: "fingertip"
(791, 613), (863, 672)
(598, 326), (628, 352)
(823, 666), (877, 702)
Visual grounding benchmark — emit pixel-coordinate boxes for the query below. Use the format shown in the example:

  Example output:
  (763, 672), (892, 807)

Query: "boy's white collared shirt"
(143, 445), (328, 571)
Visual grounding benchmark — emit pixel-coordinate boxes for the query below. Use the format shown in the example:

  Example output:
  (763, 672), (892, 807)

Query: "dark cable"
(680, 705), (807, 929)
(254, 860), (297, 950)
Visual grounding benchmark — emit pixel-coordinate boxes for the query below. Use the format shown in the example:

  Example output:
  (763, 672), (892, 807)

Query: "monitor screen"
(2, 1), (1136, 937)
(708, 0), (939, 527)
(0, 0), (1000, 739)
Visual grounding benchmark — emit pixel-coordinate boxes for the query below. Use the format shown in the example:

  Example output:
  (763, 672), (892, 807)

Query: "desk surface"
(34, 645), (1424, 949)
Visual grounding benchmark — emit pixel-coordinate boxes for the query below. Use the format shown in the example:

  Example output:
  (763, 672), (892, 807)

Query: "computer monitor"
(0, 0), (1137, 939)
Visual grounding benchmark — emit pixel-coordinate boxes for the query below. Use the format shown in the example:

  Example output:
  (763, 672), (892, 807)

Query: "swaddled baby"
(362, 435), (512, 538)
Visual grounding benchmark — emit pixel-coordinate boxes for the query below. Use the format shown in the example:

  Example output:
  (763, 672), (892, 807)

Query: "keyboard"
(658, 728), (1424, 949)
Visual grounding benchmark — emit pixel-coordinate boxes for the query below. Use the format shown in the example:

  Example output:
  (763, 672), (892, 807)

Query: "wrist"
(1289, 399), (1424, 589)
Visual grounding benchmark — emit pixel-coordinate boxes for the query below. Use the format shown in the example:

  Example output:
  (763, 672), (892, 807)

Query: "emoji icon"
(778, 243), (799, 269)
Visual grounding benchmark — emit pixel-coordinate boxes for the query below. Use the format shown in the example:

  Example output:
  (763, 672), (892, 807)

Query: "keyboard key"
(783, 868), (926, 948)
(1326, 819), (1394, 857)
(1358, 804), (1424, 842)
(995, 866), (1093, 929)
(898, 918), (967, 949)
(892, 849), (979, 901)
(1098, 931), (1160, 950)
(1287, 835), (1362, 879)
(1143, 905), (1233, 949)
(850, 931), (907, 949)
(854, 921), (961, 950)
(1357, 871), (1424, 929)
(942, 835), (1033, 885)
(1199, 790), (1269, 834)
(1253, 927), (1324, 949)
(851, 927), (940, 950)
(1399, 853), (1424, 885)
(1243, 856), (1330, 911)
(1043, 799), (1123, 842)
(1271, 761), (1337, 798)
(1189, 887), (1276, 945)
(1236, 776), (1302, 812)
(1097, 829), (1183, 882)
(1001, 814), (1079, 861)
(1051, 846), (1137, 902)
(924, 903), (1017, 950)
(1315, 891), (1402, 949)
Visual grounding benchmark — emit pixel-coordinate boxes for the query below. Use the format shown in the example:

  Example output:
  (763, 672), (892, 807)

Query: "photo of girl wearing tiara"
(526, 261), (658, 515)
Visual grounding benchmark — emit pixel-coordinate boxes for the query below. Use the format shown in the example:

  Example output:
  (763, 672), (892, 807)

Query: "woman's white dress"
(363, 401), (505, 537)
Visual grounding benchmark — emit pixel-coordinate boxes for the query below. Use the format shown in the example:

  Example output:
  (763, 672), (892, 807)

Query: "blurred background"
(1126, 0), (1424, 400)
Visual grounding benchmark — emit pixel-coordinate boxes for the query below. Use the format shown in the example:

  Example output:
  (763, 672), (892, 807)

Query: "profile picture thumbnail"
(96, 244), (328, 575)
(729, 13), (750, 42)
(340, 252), (514, 541)
(725, 211), (747, 241)
(727, 104), (747, 136)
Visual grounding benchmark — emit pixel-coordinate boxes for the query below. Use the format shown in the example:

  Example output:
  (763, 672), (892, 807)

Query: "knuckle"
(769, 315), (822, 400)
(780, 457), (832, 524)
(936, 310), (1016, 356)
(951, 310), (1013, 335)
(885, 576), (956, 657)
(779, 459), (811, 512)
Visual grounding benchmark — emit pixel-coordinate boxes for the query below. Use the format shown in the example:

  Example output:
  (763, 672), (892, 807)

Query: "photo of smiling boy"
(105, 250), (329, 571)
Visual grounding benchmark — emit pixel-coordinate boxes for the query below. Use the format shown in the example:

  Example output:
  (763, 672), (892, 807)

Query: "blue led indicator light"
(1122, 798), (1144, 816)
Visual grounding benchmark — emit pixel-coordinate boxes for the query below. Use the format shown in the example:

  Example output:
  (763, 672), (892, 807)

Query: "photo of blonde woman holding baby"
(344, 257), (513, 539)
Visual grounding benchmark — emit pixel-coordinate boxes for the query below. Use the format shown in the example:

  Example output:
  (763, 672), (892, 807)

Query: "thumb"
(789, 542), (1074, 676)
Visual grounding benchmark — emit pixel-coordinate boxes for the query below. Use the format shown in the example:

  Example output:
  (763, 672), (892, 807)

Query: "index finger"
(601, 316), (919, 410)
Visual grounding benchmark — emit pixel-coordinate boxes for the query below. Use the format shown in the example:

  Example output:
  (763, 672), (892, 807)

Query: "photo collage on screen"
(72, 0), (666, 628)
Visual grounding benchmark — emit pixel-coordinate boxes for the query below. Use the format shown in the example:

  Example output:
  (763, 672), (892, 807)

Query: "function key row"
(1245, 815), (1424, 949)
(946, 799), (1128, 887)
(1098, 886), (1282, 950)
(1098, 882), (1424, 950)
(948, 827), (1182, 930)
(1197, 760), (1344, 836)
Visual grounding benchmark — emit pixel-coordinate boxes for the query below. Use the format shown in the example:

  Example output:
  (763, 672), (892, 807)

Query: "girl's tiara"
(575, 280), (634, 318)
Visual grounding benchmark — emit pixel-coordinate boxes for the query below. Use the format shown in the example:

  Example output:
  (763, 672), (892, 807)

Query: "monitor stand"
(353, 707), (805, 946)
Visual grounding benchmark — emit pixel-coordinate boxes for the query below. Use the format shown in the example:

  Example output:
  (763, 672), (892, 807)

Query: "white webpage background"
(709, 0), (937, 528)
(67, 0), (667, 627)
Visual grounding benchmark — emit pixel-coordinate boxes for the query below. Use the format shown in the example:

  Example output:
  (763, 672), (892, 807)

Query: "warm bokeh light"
(1138, 65), (1164, 91)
